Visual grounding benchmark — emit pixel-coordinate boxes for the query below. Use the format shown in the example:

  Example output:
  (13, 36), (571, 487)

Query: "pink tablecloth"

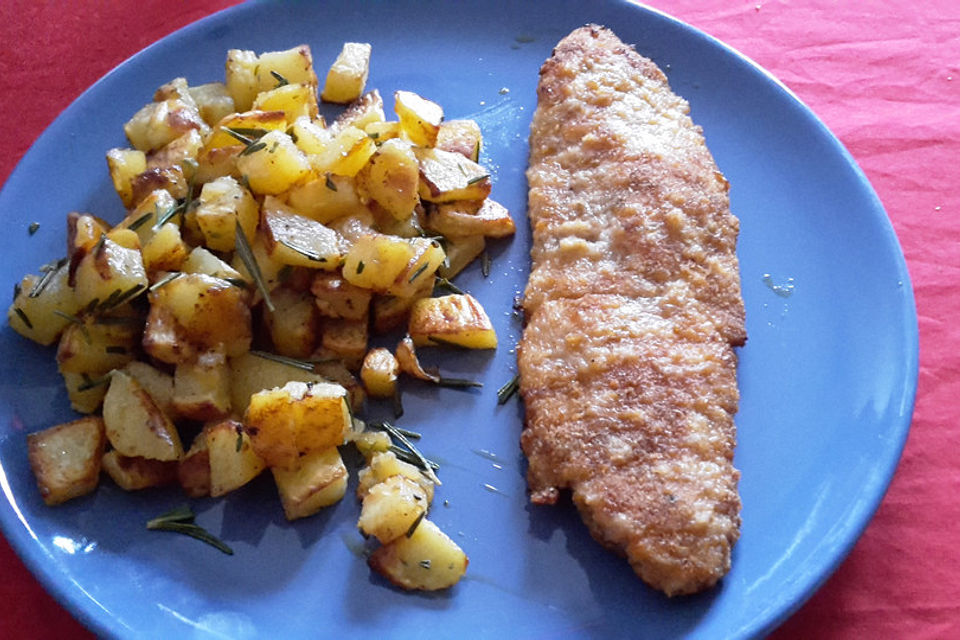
(0, 1), (956, 637)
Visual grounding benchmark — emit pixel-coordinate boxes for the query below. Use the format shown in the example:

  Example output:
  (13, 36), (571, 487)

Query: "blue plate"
(0, 1), (918, 638)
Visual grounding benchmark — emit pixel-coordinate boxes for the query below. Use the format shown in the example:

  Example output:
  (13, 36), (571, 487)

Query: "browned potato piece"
(321, 42), (372, 104)
(27, 417), (106, 506)
(129, 164), (189, 206)
(206, 419), (266, 497)
(67, 212), (109, 281)
(438, 234), (485, 279)
(73, 237), (148, 311)
(355, 138), (419, 220)
(123, 361), (177, 420)
(414, 147), (491, 203)
(261, 197), (341, 269)
(408, 294), (497, 349)
(436, 119), (482, 161)
(56, 312), (139, 374)
(116, 189), (179, 247)
(368, 519), (468, 591)
(426, 198), (515, 239)
(101, 450), (178, 491)
(227, 46), (318, 112)
(330, 90), (385, 135)
(320, 318), (368, 370)
(178, 434), (211, 498)
(358, 475), (429, 544)
(311, 271), (372, 320)
(227, 351), (333, 415)
(205, 109), (288, 149)
(349, 430), (392, 461)
(61, 371), (111, 415)
(360, 348), (399, 398)
(173, 350), (232, 421)
(194, 176), (258, 252)
(142, 303), (197, 365)
(7, 263), (82, 346)
(388, 237), (445, 299)
(252, 83), (319, 123)
(146, 129), (202, 172)
(124, 90), (208, 153)
(102, 370), (183, 461)
(188, 82), (236, 127)
(142, 222), (189, 274)
(394, 90), (443, 147)
(106, 148), (147, 207)
(272, 447), (348, 520)
(371, 274), (434, 334)
(284, 172), (363, 224)
(341, 234), (415, 292)
(356, 451), (434, 502)
(243, 380), (350, 470)
(264, 286), (318, 358)
(312, 125), (377, 177)
(236, 130), (312, 196)
(148, 273), (252, 357)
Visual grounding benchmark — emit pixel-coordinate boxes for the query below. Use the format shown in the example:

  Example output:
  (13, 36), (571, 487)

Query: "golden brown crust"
(520, 26), (744, 596)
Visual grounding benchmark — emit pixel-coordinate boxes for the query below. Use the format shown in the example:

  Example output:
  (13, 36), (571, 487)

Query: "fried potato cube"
(389, 237), (445, 298)
(60, 372), (109, 414)
(173, 350), (232, 421)
(360, 348), (399, 398)
(330, 89), (384, 134)
(371, 274), (434, 334)
(206, 419), (266, 497)
(364, 120), (403, 142)
(227, 352), (333, 415)
(103, 370), (183, 461)
(148, 273), (252, 357)
(8, 263), (82, 346)
(272, 447), (348, 520)
(106, 228), (141, 251)
(394, 90), (443, 147)
(67, 212), (109, 278)
(27, 417), (105, 506)
(142, 303), (196, 365)
(146, 129), (202, 172)
(426, 198), (515, 238)
(310, 272), (372, 320)
(358, 475), (429, 544)
(349, 430), (392, 460)
(106, 148), (148, 207)
(321, 42), (372, 104)
(356, 138), (419, 221)
(56, 314), (138, 374)
(436, 119), (482, 161)
(101, 450), (178, 491)
(73, 237), (148, 311)
(341, 234), (415, 292)
(194, 176), (259, 252)
(261, 196), (341, 268)
(236, 130), (312, 196)
(180, 246), (246, 284)
(178, 434), (211, 498)
(437, 234), (485, 279)
(368, 519), (468, 591)
(409, 293), (497, 349)
(142, 222), (189, 273)
(284, 172), (363, 224)
(188, 82), (236, 127)
(356, 451), (434, 502)
(320, 318), (368, 370)
(204, 109), (288, 150)
(252, 83), (318, 123)
(124, 93), (208, 152)
(244, 380), (350, 470)
(415, 147), (491, 203)
(225, 49), (261, 112)
(227, 47), (319, 113)
(312, 125), (377, 177)
(229, 230), (287, 305)
(129, 164), (188, 206)
(116, 189), (179, 246)
(264, 286), (318, 358)
(123, 360), (177, 420)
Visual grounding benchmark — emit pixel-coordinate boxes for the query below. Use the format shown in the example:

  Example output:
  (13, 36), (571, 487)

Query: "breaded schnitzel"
(518, 25), (745, 596)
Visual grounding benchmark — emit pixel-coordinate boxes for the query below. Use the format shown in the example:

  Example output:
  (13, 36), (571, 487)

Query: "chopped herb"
(408, 262), (429, 283)
(28, 257), (67, 298)
(91, 233), (107, 255)
(224, 277), (250, 289)
(248, 350), (336, 374)
(13, 307), (32, 329)
(149, 272), (181, 291)
(226, 127), (269, 141)
(481, 250), (491, 278)
(277, 264), (293, 283)
(457, 163), (468, 177)
(101, 283), (146, 311)
(434, 375), (483, 389)
(418, 559), (431, 569)
(235, 424), (244, 452)
(473, 139), (481, 161)
(239, 141), (267, 157)
(105, 345), (127, 355)
(392, 388), (404, 419)
(147, 505), (234, 555)
(279, 239), (326, 262)
(466, 174), (490, 186)
(356, 261), (365, 275)
(52, 310), (84, 326)
(153, 202), (183, 229)
(239, 174), (251, 191)
(324, 173), (338, 191)
(77, 373), (111, 392)
(375, 421), (441, 485)
(234, 224), (274, 312)
(126, 212), (153, 231)
(28, 222), (39, 235)
(82, 298), (100, 315)
(13, 281), (21, 300)
(405, 510), (426, 538)
(497, 374), (520, 405)
(270, 70), (289, 87)
(367, 131), (380, 140)
(433, 277), (465, 295)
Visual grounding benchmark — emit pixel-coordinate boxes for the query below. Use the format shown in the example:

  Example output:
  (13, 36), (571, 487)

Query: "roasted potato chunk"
(27, 417), (106, 506)
(236, 130), (311, 195)
(173, 350), (232, 421)
(252, 82), (319, 123)
(408, 293), (497, 349)
(261, 197), (341, 269)
(264, 286), (318, 358)
(226, 45), (318, 112)
(194, 176), (258, 252)
(437, 234), (485, 279)
(227, 351), (333, 415)
(436, 119), (482, 161)
(356, 450), (434, 502)
(415, 147), (491, 203)
(368, 518), (468, 591)
(272, 447), (348, 520)
(188, 82), (236, 127)
(360, 348), (400, 398)
(101, 451), (178, 491)
(178, 434), (211, 498)
(310, 271), (372, 320)
(394, 90), (443, 147)
(73, 237), (148, 312)
(321, 42), (372, 104)
(312, 125), (377, 177)
(8, 262), (82, 346)
(358, 475), (429, 544)
(142, 222), (189, 274)
(102, 370), (183, 461)
(320, 318), (368, 371)
(356, 138), (420, 221)
(206, 419), (266, 497)
(426, 198), (515, 239)
(106, 148), (148, 207)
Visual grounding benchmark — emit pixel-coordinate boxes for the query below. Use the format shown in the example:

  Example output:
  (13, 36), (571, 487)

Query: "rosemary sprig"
(223, 127), (267, 146)
(433, 277), (464, 296)
(249, 350), (315, 372)
(497, 374), (520, 405)
(238, 141), (267, 157)
(224, 277), (250, 290)
(234, 224), (274, 312)
(279, 239), (326, 262)
(100, 283), (146, 311)
(431, 372), (483, 389)
(235, 423), (244, 453)
(356, 260), (365, 275)
(374, 421), (441, 485)
(146, 505), (233, 555)
(153, 202), (183, 230)
(392, 389), (404, 419)
(52, 310), (84, 326)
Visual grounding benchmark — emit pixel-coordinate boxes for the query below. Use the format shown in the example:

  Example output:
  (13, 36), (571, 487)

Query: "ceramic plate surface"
(0, 1), (917, 638)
